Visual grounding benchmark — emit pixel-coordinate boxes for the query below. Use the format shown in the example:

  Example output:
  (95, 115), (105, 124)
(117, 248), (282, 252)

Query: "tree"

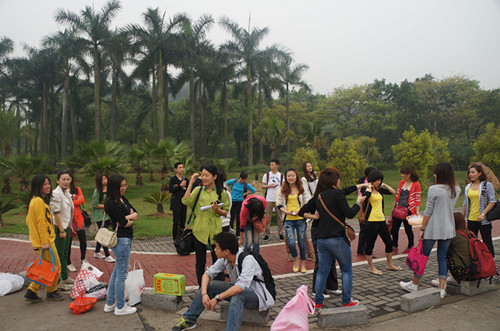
(292, 147), (320, 171)
(358, 136), (382, 165)
(327, 137), (365, 186)
(10, 155), (46, 191)
(0, 199), (16, 228)
(392, 127), (451, 183)
(153, 138), (191, 181)
(74, 141), (128, 176)
(0, 108), (20, 156)
(56, 0), (122, 141)
(128, 146), (148, 186)
(473, 123), (500, 176)
(143, 192), (169, 214)
(254, 117), (293, 160)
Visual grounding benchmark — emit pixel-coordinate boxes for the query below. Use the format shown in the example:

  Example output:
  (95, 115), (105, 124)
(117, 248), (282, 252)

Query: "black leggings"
(194, 237), (218, 286)
(230, 201), (243, 234)
(95, 221), (110, 257)
(468, 221), (494, 257)
(171, 203), (187, 239)
(67, 228), (87, 264)
(365, 221), (393, 256)
(391, 217), (414, 249)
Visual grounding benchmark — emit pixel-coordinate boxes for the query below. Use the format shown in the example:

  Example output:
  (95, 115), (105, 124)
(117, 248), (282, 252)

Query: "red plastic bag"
(69, 296), (98, 315)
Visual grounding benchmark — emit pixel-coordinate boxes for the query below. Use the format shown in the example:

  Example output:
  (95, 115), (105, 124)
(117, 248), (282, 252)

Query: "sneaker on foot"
(447, 275), (459, 286)
(400, 280), (418, 293)
(327, 289), (342, 295)
(440, 288), (447, 299)
(81, 259), (89, 264)
(67, 264), (77, 272)
(172, 317), (196, 331)
(114, 304), (137, 316)
(57, 282), (73, 291)
(62, 277), (74, 285)
(262, 235), (270, 241)
(46, 291), (64, 301)
(314, 303), (324, 309)
(343, 299), (360, 307)
(104, 303), (116, 312)
(312, 292), (330, 299)
(24, 289), (42, 303)
(94, 252), (106, 259)
(279, 234), (284, 240)
(104, 256), (115, 263)
(431, 278), (440, 287)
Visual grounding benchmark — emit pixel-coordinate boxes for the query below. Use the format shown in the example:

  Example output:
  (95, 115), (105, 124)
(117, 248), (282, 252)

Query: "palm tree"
(0, 157), (12, 194)
(0, 108), (20, 156)
(10, 155), (45, 191)
(56, 0), (122, 141)
(0, 36), (14, 75)
(143, 192), (170, 214)
(0, 199), (16, 228)
(153, 138), (191, 181)
(75, 141), (128, 176)
(128, 146), (148, 186)
(254, 117), (294, 160)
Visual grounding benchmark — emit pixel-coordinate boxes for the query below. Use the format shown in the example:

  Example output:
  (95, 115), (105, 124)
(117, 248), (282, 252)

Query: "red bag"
(457, 231), (498, 279)
(69, 296), (98, 315)
(252, 214), (269, 233)
(26, 248), (60, 287)
(392, 205), (408, 220)
(405, 241), (428, 276)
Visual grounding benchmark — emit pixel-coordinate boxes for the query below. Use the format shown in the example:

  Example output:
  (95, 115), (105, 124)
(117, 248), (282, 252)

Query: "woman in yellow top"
(360, 169), (402, 275)
(182, 165), (230, 286)
(23, 175), (64, 303)
(277, 168), (311, 273)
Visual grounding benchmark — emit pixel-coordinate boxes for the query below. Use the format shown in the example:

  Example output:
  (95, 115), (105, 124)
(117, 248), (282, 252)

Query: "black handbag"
(486, 200), (500, 221)
(173, 187), (202, 256)
(81, 205), (92, 228)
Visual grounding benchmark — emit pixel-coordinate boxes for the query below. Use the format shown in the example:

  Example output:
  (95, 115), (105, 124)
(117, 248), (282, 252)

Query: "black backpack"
(237, 251), (276, 301)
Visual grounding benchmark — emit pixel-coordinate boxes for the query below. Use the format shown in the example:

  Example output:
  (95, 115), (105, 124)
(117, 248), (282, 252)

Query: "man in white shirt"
(261, 159), (284, 241)
(171, 232), (274, 331)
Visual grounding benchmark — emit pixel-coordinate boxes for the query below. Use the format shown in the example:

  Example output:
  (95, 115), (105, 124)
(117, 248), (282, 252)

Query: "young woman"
(299, 167), (367, 308)
(104, 174), (139, 315)
(277, 168), (311, 273)
(182, 165), (230, 286)
(400, 163), (461, 298)
(301, 161), (318, 261)
(238, 195), (267, 255)
(462, 164), (496, 257)
(391, 166), (421, 253)
(51, 170), (75, 290)
(92, 174), (115, 262)
(361, 169), (401, 275)
(356, 166), (376, 255)
(23, 175), (64, 303)
(66, 175), (87, 271)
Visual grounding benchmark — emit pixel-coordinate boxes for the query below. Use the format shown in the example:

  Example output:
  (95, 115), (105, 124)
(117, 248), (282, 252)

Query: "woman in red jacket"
(67, 175), (87, 272)
(391, 166), (421, 253)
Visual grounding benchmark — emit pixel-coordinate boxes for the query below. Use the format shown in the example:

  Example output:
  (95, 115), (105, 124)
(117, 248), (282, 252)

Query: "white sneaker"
(312, 292), (330, 299)
(105, 256), (115, 263)
(94, 252), (106, 259)
(81, 259), (89, 264)
(327, 289), (342, 295)
(114, 304), (137, 316)
(67, 264), (77, 272)
(104, 303), (116, 313)
(399, 281), (418, 293)
(432, 277), (454, 288)
(440, 288), (447, 299)
(431, 278), (440, 287)
(62, 277), (75, 284)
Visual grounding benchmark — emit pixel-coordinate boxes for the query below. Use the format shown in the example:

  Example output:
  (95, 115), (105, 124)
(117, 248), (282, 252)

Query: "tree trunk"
(61, 71), (69, 159)
(247, 67), (253, 166)
(94, 47), (101, 141)
(136, 172), (144, 187)
(149, 169), (155, 182)
(223, 82), (228, 160)
(41, 82), (47, 154)
(200, 82), (207, 159)
(286, 83), (290, 154)
(258, 84), (264, 163)
(110, 66), (118, 141)
(163, 66), (169, 138)
(157, 203), (164, 214)
(158, 51), (165, 140)
(189, 70), (195, 159)
(48, 92), (56, 156)
(1, 178), (11, 194)
(69, 89), (78, 153)
(152, 68), (158, 142)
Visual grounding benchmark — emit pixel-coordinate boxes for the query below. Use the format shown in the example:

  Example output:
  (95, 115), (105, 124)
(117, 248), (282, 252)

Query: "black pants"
(357, 221), (367, 254)
(312, 235), (338, 291)
(171, 203), (187, 239)
(230, 201), (243, 234)
(391, 217), (414, 249)
(468, 221), (495, 257)
(67, 228), (87, 264)
(194, 238), (219, 286)
(365, 221), (393, 256)
(95, 221), (110, 257)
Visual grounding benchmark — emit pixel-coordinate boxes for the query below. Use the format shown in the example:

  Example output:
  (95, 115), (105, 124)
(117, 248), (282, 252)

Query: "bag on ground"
(457, 231), (498, 279)
(174, 228), (195, 256)
(0, 273), (24, 296)
(271, 285), (315, 331)
(125, 260), (145, 306)
(406, 241), (428, 276)
(69, 296), (98, 315)
(71, 262), (103, 299)
(25, 247), (59, 287)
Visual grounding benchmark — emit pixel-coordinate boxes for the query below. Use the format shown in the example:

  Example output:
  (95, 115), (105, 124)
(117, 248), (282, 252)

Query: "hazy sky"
(1, 0), (499, 94)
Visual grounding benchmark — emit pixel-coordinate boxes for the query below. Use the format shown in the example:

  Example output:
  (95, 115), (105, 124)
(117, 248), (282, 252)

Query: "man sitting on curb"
(172, 232), (274, 331)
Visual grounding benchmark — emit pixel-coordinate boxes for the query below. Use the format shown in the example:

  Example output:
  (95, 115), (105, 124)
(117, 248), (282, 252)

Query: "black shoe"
(172, 318), (196, 331)
(46, 291), (64, 301)
(279, 235), (284, 240)
(263, 235), (270, 241)
(24, 289), (42, 303)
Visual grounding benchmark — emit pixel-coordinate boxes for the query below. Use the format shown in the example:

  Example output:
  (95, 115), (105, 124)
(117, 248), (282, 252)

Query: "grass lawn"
(0, 170), (469, 239)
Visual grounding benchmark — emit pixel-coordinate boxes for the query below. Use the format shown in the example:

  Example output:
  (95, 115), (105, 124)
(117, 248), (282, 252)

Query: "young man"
(261, 159), (284, 241)
(169, 162), (188, 239)
(225, 171), (256, 236)
(172, 232), (274, 331)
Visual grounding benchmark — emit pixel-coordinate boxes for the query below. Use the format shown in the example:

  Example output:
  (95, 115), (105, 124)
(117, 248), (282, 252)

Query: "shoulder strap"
(265, 172), (269, 184)
(187, 187), (203, 226)
(237, 251), (250, 274)
(318, 193), (346, 229)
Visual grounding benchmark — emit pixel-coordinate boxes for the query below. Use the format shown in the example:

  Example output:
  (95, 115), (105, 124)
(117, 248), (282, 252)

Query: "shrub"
(327, 137), (366, 186)
(291, 147), (320, 172)
(473, 123), (500, 176)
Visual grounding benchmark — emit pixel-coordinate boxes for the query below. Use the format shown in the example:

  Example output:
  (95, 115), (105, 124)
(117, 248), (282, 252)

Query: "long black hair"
(245, 197), (265, 221)
(302, 161), (317, 182)
(106, 174), (126, 204)
(201, 165), (223, 201)
(29, 175), (52, 205)
(95, 173), (106, 203)
(69, 172), (78, 195)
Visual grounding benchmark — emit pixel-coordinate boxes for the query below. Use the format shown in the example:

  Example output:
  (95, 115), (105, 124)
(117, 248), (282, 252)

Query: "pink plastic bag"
(271, 285), (315, 331)
(406, 241), (428, 276)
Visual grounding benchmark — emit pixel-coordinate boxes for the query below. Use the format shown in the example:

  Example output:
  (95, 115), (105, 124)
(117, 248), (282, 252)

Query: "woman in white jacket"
(277, 168), (311, 272)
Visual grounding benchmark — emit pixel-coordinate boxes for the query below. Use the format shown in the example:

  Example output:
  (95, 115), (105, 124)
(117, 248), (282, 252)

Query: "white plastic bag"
(125, 260), (145, 306)
(0, 273), (24, 296)
(71, 262), (103, 299)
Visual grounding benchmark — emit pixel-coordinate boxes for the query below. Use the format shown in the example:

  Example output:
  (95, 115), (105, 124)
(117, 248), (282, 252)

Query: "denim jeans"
(417, 239), (450, 279)
(284, 219), (307, 260)
(316, 237), (353, 305)
(184, 280), (259, 331)
(244, 223), (260, 255)
(106, 237), (132, 309)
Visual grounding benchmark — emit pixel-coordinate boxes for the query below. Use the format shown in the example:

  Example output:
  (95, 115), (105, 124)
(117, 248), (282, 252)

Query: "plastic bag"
(69, 296), (98, 315)
(84, 284), (107, 300)
(71, 262), (103, 299)
(271, 285), (315, 331)
(125, 260), (145, 306)
(406, 241), (428, 276)
(0, 273), (24, 296)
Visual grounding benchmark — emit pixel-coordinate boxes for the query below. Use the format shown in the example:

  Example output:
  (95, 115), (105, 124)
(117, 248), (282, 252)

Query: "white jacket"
(50, 186), (74, 229)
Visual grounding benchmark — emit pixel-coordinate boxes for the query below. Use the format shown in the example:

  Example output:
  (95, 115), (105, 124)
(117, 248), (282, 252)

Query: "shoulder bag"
(81, 205), (92, 228)
(26, 247), (60, 287)
(318, 193), (356, 242)
(174, 187), (202, 256)
(94, 211), (118, 248)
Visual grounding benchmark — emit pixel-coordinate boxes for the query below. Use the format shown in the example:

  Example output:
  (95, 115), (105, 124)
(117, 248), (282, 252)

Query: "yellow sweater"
(26, 197), (56, 248)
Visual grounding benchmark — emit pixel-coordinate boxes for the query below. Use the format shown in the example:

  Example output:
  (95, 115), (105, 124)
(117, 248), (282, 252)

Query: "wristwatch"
(215, 294), (221, 302)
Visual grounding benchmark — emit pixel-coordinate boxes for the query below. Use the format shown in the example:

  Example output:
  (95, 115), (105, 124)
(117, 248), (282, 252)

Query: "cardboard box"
(153, 273), (186, 296)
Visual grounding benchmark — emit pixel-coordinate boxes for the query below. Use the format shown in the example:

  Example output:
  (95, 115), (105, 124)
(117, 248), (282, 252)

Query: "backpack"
(237, 251), (276, 301)
(457, 230), (498, 280)
(230, 179), (248, 197)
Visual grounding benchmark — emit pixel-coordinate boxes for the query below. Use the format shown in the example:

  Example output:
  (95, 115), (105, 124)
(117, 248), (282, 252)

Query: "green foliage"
(473, 123), (500, 175)
(327, 137), (366, 186)
(72, 141), (128, 177)
(392, 127), (450, 182)
(10, 155), (46, 191)
(292, 147), (320, 172)
(143, 191), (170, 214)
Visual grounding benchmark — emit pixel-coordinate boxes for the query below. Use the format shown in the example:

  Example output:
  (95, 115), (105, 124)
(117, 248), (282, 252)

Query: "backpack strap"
(186, 186), (203, 226)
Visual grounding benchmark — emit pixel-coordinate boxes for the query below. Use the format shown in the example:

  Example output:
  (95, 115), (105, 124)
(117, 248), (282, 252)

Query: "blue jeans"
(316, 237), (353, 305)
(284, 219), (307, 260)
(244, 223), (260, 255)
(184, 280), (259, 331)
(417, 239), (451, 279)
(106, 237), (132, 309)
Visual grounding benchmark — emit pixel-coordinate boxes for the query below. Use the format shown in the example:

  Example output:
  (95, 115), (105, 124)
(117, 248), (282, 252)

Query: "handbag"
(26, 247), (60, 287)
(271, 285), (315, 331)
(392, 204), (409, 220)
(94, 212), (117, 248)
(174, 187), (202, 256)
(252, 214), (269, 233)
(318, 193), (356, 242)
(486, 200), (500, 221)
(125, 260), (145, 306)
(69, 296), (98, 315)
(405, 241), (428, 276)
(81, 206), (92, 228)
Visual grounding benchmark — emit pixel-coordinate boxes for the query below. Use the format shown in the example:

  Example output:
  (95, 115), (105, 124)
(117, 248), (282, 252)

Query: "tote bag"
(26, 247), (60, 287)
(405, 241), (428, 276)
(271, 285), (315, 331)
(125, 260), (145, 306)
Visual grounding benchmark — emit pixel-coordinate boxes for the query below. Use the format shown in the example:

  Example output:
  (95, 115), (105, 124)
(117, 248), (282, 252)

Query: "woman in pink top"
(238, 195), (267, 255)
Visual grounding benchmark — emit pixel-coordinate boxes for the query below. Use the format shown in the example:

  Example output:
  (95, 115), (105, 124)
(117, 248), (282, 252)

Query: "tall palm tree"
(0, 36), (14, 76)
(254, 117), (294, 160)
(56, 0), (122, 141)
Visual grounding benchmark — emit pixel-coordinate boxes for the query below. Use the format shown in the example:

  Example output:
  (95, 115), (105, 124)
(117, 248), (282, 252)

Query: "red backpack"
(457, 231), (498, 280)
